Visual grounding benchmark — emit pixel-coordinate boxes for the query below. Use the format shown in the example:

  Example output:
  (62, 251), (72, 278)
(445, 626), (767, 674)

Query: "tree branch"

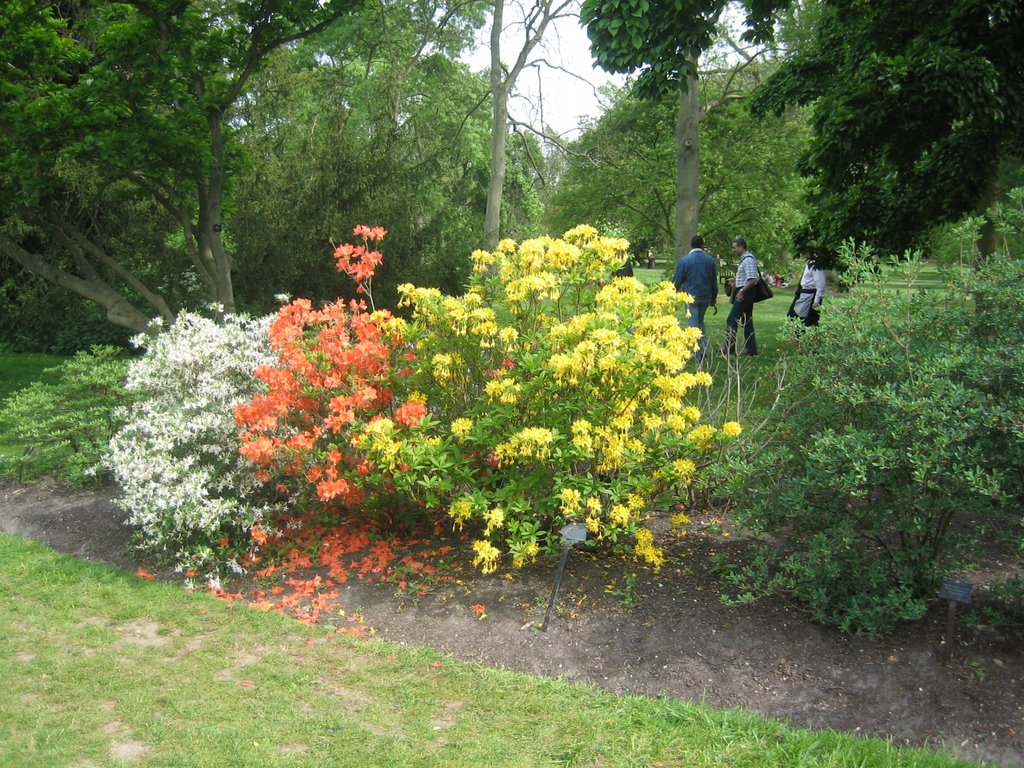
(0, 235), (152, 332)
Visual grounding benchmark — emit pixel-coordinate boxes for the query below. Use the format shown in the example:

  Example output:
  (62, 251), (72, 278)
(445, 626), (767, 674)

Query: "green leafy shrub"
(0, 346), (132, 485)
(729, 246), (1024, 634)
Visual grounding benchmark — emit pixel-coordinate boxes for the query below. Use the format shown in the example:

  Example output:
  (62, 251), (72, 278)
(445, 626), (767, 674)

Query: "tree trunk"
(483, 0), (507, 250)
(976, 169), (1001, 262)
(0, 235), (153, 333)
(674, 69), (701, 259)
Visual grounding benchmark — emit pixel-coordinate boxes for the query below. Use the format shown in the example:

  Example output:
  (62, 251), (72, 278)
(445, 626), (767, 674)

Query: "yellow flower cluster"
(396, 283), (440, 318)
(484, 377), (520, 405)
(472, 539), (500, 574)
(671, 511), (691, 538)
(483, 507), (505, 534)
(505, 272), (560, 304)
(494, 427), (555, 465)
(511, 540), (540, 569)
(468, 227), (633, 296)
(634, 528), (665, 571)
(359, 418), (401, 470)
(398, 285), (496, 346)
(571, 420), (593, 452)
(722, 421), (743, 438)
(668, 458), (697, 486)
(373, 312), (409, 342)
(559, 487), (582, 515)
(498, 327), (519, 349)
(431, 353), (461, 384)
(562, 224), (599, 245)
(610, 504), (631, 527)
(450, 418), (473, 441)
(449, 499), (473, 530)
(591, 424), (643, 472)
(626, 494), (646, 514)
(470, 249), (496, 273)
(687, 424), (718, 450)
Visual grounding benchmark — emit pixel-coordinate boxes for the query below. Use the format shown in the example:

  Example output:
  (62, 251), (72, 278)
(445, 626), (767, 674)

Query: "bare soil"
(1, 478), (1021, 767)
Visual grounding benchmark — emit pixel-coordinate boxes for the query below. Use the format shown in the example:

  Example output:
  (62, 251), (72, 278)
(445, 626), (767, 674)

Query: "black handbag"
(750, 274), (773, 303)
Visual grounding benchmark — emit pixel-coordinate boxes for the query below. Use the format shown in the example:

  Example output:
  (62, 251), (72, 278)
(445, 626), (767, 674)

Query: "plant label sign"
(939, 577), (974, 604)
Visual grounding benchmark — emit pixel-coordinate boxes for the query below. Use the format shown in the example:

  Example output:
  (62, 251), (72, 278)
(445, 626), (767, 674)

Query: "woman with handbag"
(723, 237), (760, 356)
(787, 258), (827, 327)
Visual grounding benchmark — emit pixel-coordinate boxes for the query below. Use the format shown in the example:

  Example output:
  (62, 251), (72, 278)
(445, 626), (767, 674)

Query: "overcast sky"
(462, 10), (627, 139)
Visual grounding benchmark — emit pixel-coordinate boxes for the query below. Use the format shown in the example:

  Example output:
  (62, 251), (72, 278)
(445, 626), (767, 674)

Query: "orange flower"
(394, 400), (427, 427)
(250, 526), (269, 546)
(353, 224), (388, 241)
(135, 567), (156, 581)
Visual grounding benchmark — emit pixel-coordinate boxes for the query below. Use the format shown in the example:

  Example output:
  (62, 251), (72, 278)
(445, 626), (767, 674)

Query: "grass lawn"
(0, 534), (979, 767)
(0, 354), (65, 405)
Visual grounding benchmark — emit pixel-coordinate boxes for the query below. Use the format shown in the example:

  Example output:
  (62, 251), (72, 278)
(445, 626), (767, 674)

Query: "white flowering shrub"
(104, 313), (281, 578)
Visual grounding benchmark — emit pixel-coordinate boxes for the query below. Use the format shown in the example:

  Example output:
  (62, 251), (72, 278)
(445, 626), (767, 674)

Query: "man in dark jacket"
(672, 235), (718, 363)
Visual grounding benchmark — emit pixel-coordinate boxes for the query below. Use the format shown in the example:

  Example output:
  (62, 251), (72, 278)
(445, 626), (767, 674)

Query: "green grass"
(0, 353), (65, 405)
(0, 534), (982, 767)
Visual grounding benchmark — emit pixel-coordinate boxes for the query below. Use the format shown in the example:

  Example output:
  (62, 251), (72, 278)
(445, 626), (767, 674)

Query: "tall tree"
(581, 0), (777, 256)
(0, 0), (361, 332)
(751, 0), (1024, 259)
(228, 1), (501, 310)
(483, 0), (575, 248)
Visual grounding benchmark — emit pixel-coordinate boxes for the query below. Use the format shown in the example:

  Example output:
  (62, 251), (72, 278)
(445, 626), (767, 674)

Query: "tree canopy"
(581, 0), (778, 98)
(545, 83), (807, 267)
(752, 0), (1024, 259)
(0, 0), (362, 331)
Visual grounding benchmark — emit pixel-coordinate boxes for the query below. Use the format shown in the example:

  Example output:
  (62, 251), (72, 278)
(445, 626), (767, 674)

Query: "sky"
(461, 9), (627, 140)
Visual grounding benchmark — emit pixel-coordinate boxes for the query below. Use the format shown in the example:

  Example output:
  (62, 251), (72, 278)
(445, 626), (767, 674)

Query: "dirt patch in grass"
(1, 478), (1021, 767)
(116, 620), (174, 648)
(102, 721), (151, 762)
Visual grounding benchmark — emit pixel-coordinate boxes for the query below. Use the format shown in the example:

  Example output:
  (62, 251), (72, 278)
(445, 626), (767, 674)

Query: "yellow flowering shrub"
(386, 228), (741, 573)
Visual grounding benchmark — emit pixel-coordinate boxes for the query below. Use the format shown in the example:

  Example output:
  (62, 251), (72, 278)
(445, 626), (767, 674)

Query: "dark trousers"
(725, 297), (757, 354)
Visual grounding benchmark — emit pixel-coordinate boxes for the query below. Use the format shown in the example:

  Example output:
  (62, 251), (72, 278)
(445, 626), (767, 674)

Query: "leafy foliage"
(729, 245), (1024, 634)
(581, 0), (777, 98)
(0, 268), (132, 354)
(751, 0), (1024, 260)
(228, 29), (505, 312)
(0, 0), (365, 328)
(0, 347), (131, 485)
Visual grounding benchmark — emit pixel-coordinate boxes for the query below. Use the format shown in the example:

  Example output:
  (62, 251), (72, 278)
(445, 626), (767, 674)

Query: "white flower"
(103, 312), (282, 582)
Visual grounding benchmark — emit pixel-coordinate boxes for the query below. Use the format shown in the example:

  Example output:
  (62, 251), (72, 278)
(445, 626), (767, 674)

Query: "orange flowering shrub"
(236, 227), (422, 516)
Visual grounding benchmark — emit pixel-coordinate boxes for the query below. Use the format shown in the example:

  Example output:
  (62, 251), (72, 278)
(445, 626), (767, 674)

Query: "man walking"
(672, 235), (718, 363)
(723, 237), (759, 356)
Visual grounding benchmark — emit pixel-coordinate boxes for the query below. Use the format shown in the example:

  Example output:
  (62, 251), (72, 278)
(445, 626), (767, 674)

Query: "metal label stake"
(541, 523), (587, 631)
(939, 576), (974, 658)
